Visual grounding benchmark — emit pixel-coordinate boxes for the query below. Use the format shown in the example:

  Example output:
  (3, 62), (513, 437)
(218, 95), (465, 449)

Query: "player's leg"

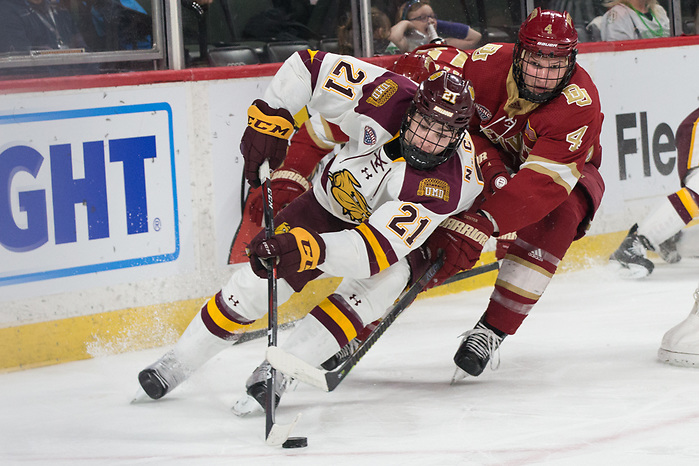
(658, 281), (699, 366)
(138, 191), (333, 400)
(138, 265), (297, 400)
(454, 188), (588, 377)
(610, 170), (699, 276)
(235, 259), (411, 413)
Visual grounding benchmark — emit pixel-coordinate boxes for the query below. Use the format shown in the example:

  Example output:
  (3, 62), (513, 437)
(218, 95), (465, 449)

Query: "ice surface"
(3, 260), (699, 465)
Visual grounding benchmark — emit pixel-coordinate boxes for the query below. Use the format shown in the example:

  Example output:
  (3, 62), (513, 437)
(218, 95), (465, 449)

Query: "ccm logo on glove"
(248, 227), (326, 280)
(247, 102), (295, 139)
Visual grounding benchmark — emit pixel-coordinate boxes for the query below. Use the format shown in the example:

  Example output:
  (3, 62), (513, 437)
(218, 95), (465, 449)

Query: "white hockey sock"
(637, 196), (688, 249)
(281, 315), (342, 368)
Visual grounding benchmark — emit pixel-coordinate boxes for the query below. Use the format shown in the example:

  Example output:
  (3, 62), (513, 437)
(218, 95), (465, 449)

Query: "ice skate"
(658, 286), (699, 367)
(137, 350), (192, 400)
(135, 311), (234, 401)
(452, 318), (506, 380)
(609, 224), (655, 278)
(232, 361), (293, 416)
(657, 231), (683, 264)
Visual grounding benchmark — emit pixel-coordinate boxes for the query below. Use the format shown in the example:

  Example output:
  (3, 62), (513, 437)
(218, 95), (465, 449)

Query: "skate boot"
(609, 224), (655, 278)
(138, 351), (192, 400)
(658, 286), (699, 367)
(453, 318), (506, 379)
(657, 231), (683, 264)
(232, 361), (293, 416)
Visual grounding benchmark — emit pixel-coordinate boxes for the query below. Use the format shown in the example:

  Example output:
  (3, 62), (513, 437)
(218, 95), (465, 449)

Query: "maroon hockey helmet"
(513, 8), (578, 103)
(400, 71), (475, 170)
(392, 51), (438, 84)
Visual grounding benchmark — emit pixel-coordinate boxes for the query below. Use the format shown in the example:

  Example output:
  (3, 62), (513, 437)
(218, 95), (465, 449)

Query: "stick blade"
(265, 413), (302, 446)
(266, 346), (330, 391)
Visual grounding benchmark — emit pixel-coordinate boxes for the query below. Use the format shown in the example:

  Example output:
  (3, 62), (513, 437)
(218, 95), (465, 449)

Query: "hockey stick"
(234, 259), (500, 345)
(267, 252), (449, 392)
(259, 161), (302, 446)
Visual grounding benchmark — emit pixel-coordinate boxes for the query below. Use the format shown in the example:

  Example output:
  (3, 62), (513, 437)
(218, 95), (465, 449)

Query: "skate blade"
(658, 348), (699, 367)
(232, 394), (263, 417)
(608, 261), (651, 279)
(130, 387), (153, 404)
(450, 367), (469, 384)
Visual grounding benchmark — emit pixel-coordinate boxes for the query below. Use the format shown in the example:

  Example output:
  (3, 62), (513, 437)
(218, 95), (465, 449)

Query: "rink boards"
(0, 37), (698, 370)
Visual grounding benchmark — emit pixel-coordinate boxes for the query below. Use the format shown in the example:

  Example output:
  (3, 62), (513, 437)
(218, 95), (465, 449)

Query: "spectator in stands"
(595, 0), (670, 40)
(337, 7), (394, 56)
(0, 0), (87, 53)
(386, 0), (481, 53)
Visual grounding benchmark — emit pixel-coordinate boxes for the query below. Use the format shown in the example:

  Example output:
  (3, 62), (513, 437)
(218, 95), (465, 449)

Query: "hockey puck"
(282, 436), (308, 449)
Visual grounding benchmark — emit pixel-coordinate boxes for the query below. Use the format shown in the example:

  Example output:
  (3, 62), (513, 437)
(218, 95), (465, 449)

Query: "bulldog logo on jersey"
(329, 169), (371, 222)
(417, 178), (450, 201)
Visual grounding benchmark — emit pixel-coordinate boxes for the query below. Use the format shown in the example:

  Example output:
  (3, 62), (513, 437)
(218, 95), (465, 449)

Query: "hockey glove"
(424, 211), (494, 287)
(476, 148), (510, 197)
(240, 99), (295, 188)
(248, 227), (326, 280)
(247, 169), (311, 226)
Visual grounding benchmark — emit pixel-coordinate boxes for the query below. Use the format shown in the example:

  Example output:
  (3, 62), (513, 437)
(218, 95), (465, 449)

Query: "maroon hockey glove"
(424, 211), (494, 287)
(248, 227), (326, 280)
(240, 99), (295, 188)
(476, 147), (510, 197)
(247, 169), (311, 226)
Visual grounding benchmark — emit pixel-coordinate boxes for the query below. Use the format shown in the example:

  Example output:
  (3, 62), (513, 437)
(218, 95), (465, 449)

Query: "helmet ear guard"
(400, 71), (476, 170)
(513, 8), (578, 103)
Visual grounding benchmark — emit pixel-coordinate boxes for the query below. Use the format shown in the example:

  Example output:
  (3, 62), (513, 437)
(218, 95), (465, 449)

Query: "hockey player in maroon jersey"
(425, 8), (605, 380)
(135, 50), (487, 411)
(610, 107), (699, 278)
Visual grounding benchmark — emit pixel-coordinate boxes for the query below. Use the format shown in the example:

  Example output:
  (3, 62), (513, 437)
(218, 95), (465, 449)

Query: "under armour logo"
(349, 294), (362, 306)
(228, 295), (240, 307)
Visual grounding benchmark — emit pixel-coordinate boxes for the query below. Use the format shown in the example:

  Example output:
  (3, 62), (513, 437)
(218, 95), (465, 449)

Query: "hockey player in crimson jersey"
(135, 50), (487, 411)
(424, 8), (606, 379)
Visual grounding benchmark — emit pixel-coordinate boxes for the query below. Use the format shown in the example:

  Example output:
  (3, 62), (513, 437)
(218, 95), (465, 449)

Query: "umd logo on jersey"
(367, 79), (398, 107)
(417, 178), (449, 201)
(330, 169), (371, 222)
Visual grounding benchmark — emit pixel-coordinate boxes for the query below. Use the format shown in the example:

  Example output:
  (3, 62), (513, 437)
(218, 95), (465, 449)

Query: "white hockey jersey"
(263, 50), (483, 279)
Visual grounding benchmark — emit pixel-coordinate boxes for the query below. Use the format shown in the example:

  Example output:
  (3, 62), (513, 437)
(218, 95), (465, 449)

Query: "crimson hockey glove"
(247, 169), (311, 226)
(248, 227), (326, 280)
(476, 147), (510, 197)
(424, 211), (494, 287)
(240, 99), (295, 188)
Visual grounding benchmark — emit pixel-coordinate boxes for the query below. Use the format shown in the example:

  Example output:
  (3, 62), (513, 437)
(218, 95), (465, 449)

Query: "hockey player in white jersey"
(135, 50), (490, 411)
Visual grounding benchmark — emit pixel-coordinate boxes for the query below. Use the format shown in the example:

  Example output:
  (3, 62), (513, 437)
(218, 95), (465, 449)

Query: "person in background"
(387, 0), (481, 53)
(597, 0), (670, 40)
(0, 0), (87, 53)
(609, 107), (699, 278)
(659, 280), (699, 366)
(337, 7), (394, 55)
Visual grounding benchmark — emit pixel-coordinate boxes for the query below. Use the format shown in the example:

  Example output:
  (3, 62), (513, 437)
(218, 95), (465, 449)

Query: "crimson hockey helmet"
(400, 71), (475, 170)
(513, 8), (578, 103)
(410, 43), (466, 77)
(392, 51), (438, 83)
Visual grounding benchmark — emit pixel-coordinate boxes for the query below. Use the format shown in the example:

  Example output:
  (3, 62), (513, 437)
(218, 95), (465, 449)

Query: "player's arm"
(479, 119), (595, 235)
